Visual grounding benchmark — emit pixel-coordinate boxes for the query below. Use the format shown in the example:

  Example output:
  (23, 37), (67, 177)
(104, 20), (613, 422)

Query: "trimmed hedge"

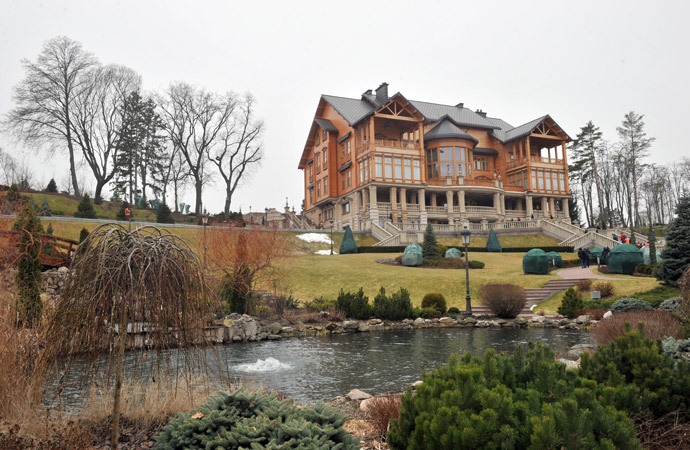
(359, 245), (574, 253)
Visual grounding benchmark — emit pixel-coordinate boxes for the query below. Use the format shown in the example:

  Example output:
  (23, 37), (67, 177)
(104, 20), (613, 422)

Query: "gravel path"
(556, 267), (626, 280)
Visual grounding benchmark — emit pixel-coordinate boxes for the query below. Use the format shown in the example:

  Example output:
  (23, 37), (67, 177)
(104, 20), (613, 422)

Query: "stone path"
(556, 267), (626, 280)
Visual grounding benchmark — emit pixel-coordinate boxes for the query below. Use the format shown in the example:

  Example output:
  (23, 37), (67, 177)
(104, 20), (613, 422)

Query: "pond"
(56, 327), (590, 406)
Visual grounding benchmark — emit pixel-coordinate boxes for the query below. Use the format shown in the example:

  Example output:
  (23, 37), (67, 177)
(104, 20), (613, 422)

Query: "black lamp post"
(461, 226), (472, 314)
(264, 207), (268, 226)
(329, 219), (334, 255)
(202, 211), (209, 270)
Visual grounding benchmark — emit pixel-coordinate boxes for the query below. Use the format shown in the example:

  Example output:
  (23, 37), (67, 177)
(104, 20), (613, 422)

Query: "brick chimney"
(475, 109), (487, 118)
(455, 102), (464, 108)
(375, 82), (389, 104)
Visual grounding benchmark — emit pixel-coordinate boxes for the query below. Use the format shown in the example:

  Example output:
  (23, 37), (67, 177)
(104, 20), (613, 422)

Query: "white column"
(494, 192), (500, 214)
(526, 195), (533, 218)
(446, 191), (454, 214)
(458, 190), (466, 213)
(541, 197), (548, 218)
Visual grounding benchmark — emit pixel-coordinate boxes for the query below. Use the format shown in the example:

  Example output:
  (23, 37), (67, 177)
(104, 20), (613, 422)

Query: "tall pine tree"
(422, 223), (440, 260)
(571, 121), (607, 229)
(114, 91), (166, 206)
(617, 111), (654, 229)
(656, 196), (690, 286)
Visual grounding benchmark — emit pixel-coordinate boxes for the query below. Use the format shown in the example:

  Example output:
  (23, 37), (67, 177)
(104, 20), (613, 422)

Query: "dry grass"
(576, 279), (592, 292)
(593, 281), (615, 298)
(366, 394), (402, 439)
(592, 310), (684, 345)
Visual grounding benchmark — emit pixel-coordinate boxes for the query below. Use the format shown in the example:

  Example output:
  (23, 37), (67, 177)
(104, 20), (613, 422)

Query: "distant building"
(244, 202), (315, 229)
(298, 83), (572, 232)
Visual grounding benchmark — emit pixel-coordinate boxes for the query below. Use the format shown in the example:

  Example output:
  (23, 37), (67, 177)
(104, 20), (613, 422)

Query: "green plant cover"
(401, 243), (422, 266)
(444, 248), (463, 259)
(523, 248), (548, 274)
(641, 246), (662, 265)
(608, 244), (643, 275)
(485, 228), (502, 252)
(339, 225), (358, 254)
(588, 247), (603, 262)
(546, 251), (563, 268)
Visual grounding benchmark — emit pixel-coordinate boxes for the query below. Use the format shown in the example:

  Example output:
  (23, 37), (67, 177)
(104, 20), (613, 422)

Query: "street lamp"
(329, 219), (334, 255)
(202, 211), (209, 270)
(265, 207), (268, 227)
(460, 226), (472, 314)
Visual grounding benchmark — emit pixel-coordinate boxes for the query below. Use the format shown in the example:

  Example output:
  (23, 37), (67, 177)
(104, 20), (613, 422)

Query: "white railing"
(371, 223), (392, 243)
(377, 202), (392, 212)
(426, 206), (447, 214)
(465, 206), (497, 213)
(384, 221), (401, 235)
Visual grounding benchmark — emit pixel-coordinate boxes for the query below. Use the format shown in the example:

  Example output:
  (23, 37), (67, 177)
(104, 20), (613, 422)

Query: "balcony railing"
(465, 206), (497, 213)
(426, 177), (498, 188)
(374, 139), (420, 150)
(532, 156), (564, 165)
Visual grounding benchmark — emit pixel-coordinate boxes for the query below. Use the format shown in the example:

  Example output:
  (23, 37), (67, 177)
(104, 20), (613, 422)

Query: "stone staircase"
(469, 278), (584, 316)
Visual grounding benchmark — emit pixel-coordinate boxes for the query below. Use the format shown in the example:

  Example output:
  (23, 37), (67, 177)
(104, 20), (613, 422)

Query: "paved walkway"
(556, 267), (625, 280)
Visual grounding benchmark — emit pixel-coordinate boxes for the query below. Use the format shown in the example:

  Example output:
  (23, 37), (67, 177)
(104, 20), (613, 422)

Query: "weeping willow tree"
(41, 224), (218, 448)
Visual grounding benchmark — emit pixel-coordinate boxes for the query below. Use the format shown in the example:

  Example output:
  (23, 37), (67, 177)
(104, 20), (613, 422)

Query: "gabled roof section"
(424, 117), (479, 145)
(321, 95), (375, 126)
(502, 115), (571, 143)
(374, 93), (425, 122)
(485, 116), (514, 142)
(314, 118), (338, 133)
(408, 100), (499, 130)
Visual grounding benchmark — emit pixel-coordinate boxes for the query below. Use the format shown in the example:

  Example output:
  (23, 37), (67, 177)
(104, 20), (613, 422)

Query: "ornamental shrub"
(45, 178), (57, 193)
(580, 327), (690, 420)
(373, 287), (413, 321)
(154, 389), (358, 449)
(422, 223), (440, 260)
(74, 194), (96, 219)
(421, 292), (446, 314)
(610, 297), (652, 314)
(387, 343), (640, 449)
(592, 281), (615, 298)
(336, 288), (370, 320)
(575, 279), (592, 292)
(478, 283), (526, 318)
(659, 296), (682, 313)
(156, 202), (174, 224)
(79, 227), (89, 243)
(468, 260), (485, 269)
(656, 196), (690, 286)
(592, 310), (683, 345)
(558, 287), (583, 319)
(13, 203), (43, 327)
(447, 306), (461, 315)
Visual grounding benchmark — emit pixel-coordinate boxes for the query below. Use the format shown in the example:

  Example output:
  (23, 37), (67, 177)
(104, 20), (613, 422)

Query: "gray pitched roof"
(484, 117), (514, 142)
(314, 118), (339, 134)
(408, 100), (498, 130)
(503, 115), (549, 142)
(321, 95), (375, 126)
(474, 147), (499, 156)
(424, 118), (479, 145)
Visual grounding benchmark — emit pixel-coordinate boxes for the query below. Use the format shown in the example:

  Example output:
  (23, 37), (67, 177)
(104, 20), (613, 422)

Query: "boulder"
(343, 320), (360, 330)
(558, 358), (580, 370)
(325, 322), (338, 331)
(266, 323), (282, 334)
(603, 311), (613, 319)
(358, 323), (370, 332)
(576, 315), (590, 325)
(530, 315), (545, 323)
(439, 317), (455, 324)
(346, 389), (372, 401)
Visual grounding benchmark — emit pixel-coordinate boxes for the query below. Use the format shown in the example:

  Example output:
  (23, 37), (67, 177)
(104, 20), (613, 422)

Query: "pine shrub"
(478, 283), (526, 318)
(336, 288), (370, 320)
(74, 194), (96, 219)
(656, 196), (690, 286)
(659, 297), (682, 313)
(558, 287), (584, 319)
(421, 223), (440, 260)
(372, 287), (413, 321)
(387, 343), (640, 449)
(79, 227), (89, 243)
(580, 327), (690, 420)
(447, 306), (460, 315)
(592, 310), (683, 345)
(156, 202), (174, 224)
(45, 178), (57, 193)
(611, 297), (652, 314)
(154, 390), (358, 449)
(421, 292), (446, 314)
(13, 203), (43, 326)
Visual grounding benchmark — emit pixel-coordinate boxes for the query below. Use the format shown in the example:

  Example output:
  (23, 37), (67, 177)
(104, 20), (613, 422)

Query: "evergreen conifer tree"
(45, 178), (57, 193)
(13, 203), (43, 326)
(6, 183), (20, 202)
(40, 197), (51, 216)
(74, 194), (96, 219)
(648, 225), (657, 265)
(422, 223), (440, 259)
(656, 196), (690, 285)
(156, 202), (174, 224)
(79, 227), (89, 243)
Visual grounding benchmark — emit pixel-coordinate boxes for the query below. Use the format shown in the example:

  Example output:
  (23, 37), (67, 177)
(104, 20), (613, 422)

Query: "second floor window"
(316, 153), (321, 172)
(474, 156), (489, 171)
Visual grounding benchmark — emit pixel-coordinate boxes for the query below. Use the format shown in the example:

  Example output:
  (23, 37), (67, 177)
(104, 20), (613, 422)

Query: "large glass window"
(394, 157), (402, 179)
(384, 156), (392, 178)
(427, 146), (470, 179)
(413, 159), (420, 181)
(375, 156), (382, 178)
(559, 172), (565, 191)
(404, 158), (412, 180)
(545, 170), (552, 190)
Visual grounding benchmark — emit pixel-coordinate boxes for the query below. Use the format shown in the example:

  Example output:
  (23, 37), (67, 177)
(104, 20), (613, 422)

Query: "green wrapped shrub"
(154, 390), (359, 449)
(485, 228), (502, 252)
(339, 225), (358, 254)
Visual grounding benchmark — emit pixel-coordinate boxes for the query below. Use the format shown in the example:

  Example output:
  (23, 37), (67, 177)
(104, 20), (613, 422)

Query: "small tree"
(657, 196), (690, 286)
(116, 201), (132, 221)
(648, 224), (657, 265)
(6, 184), (20, 202)
(45, 178), (57, 193)
(79, 227), (89, 243)
(558, 287), (584, 319)
(74, 194), (96, 219)
(156, 202), (174, 224)
(40, 197), (51, 216)
(41, 224), (215, 448)
(422, 223), (440, 260)
(13, 203), (43, 326)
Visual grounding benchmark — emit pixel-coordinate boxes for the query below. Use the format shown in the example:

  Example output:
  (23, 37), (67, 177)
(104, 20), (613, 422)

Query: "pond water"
(56, 327), (589, 406)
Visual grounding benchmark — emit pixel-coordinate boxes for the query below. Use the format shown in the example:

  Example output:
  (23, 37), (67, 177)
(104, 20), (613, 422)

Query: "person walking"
(585, 248), (591, 267)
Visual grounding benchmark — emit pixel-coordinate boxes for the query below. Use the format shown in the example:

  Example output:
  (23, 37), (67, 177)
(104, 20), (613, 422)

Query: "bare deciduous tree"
(209, 93), (264, 215)
(158, 83), (235, 214)
(3, 36), (96, 198)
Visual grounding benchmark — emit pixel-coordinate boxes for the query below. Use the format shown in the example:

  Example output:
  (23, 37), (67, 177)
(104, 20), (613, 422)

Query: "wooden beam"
(530, 133), (564, 140)
(374, 113), (419, 122)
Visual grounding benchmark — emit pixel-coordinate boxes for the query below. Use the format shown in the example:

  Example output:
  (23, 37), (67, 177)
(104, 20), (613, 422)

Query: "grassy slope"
(278, 252), (570, 309)
(437, 234), (561, 248)
(25, 192), (159, 221)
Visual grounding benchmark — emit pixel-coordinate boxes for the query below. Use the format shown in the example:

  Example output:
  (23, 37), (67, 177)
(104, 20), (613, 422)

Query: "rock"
(414, 318), (425, 324)
(242, 314), (253, 322)
(514, 317), (527, 325)
(402, 319), (414, 325)
(266, 323), (282, 334)
(558, 319), (571, 326)
(558, 358), (580, 370)
(222, 318), (235, 327)
(358, 323), (370, 332)
(411, 380), (423, 387)
(439, 317), (454, 323)
(343, 320), (360, 331)
(463, 317), (478, 324)
(57, 266), (69, 273)
(530, 316), (545, 323)
(576, 315), (590, 325)
(346, 389), (372, 401)
(244, 320), (258, 338)
(475, 320), (490, 328)
(281, 326), (293, 334)
(360, 397), (376, 412)
(567, 344), (595, 359)
(267, 334), (282, 340)
(325, 322), (338, 331)
(367, 318), (382, 325)
(603, 311), (613, 319)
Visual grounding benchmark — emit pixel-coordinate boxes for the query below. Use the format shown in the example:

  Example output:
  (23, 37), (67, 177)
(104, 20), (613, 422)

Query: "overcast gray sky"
(1, 0), (689, 214)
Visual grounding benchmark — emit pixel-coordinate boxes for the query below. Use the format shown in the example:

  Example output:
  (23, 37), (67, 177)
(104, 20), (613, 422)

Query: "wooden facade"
(298, 83), (572, 231)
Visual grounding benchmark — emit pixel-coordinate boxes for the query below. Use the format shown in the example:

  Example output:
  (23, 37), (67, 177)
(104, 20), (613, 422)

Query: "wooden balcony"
(426, 177), (499, 188)
(374, 139), (420, 151)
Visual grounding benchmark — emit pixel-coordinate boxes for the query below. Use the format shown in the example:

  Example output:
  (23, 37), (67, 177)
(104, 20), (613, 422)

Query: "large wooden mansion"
(298, 83), (572, 237)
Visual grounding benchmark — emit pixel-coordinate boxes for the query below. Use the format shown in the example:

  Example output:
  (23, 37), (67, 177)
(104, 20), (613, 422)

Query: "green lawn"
(278, 252), (571, 309)
(437, 234), (561, 248)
